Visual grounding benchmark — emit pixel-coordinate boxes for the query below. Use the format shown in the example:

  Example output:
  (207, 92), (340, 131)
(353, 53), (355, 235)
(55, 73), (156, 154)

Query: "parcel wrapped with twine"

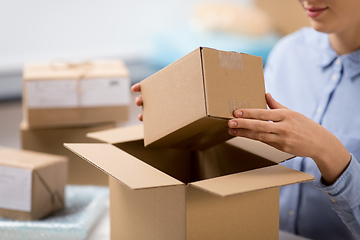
(22, 60), (130, 128)
(0, 147), (68, 221)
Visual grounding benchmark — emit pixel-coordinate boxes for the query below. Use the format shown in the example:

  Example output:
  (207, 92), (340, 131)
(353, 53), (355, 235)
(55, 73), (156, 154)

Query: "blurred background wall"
(0, 0), (308, 101)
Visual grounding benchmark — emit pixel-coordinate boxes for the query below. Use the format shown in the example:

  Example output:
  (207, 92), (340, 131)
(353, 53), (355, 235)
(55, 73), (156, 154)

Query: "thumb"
(266, 93), (287, 109)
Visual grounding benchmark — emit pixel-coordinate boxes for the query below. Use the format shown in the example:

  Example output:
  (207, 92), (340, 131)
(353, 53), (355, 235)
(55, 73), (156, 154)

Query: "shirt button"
(317, 107), (322, 113)
(331, 74), (338, 81)
(288, 210), (294, 216)
(335, 58), (341, 66)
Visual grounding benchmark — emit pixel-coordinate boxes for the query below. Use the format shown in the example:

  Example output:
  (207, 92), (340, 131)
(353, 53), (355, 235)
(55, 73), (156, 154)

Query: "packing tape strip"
(218, 51), (244, 70)
(228, 100), (252, 114)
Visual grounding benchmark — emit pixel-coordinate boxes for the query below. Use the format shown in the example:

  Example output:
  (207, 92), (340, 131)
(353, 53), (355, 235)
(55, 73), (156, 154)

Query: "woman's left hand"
(228, 93), (351, 184)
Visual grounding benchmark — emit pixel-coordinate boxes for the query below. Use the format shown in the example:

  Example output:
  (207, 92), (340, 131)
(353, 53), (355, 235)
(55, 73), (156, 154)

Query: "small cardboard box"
(141, 47), (267, 150)
(23, 60), (130, 128)
(20, 120), (115, 185)
(65, 124), (314, 240)
(0, 147), (68, 221)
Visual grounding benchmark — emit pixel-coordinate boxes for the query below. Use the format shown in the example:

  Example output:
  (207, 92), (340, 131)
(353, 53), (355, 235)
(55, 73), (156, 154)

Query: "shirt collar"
(318, 37), (337, 68)
(342, 48), (360, 79)
(319, 35), (360, 79)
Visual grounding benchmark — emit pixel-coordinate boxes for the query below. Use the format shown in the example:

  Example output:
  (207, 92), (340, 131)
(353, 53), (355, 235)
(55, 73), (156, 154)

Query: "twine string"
(50, 60), (94, 107)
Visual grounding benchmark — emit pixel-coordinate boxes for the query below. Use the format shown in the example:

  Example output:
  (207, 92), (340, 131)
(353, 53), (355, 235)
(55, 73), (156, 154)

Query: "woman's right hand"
(131, 82), (143, 121)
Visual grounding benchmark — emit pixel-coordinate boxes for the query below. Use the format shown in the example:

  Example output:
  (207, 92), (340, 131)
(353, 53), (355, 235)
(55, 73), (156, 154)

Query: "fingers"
(132, 83), (143, 122)
(135, 96), (143, 106)
(138, 113), (143, 121)
(131, 82), (141, 93)
(233, 108), (284, 122)
(266, 93), (287, 110)
(228, 128), (279, 143)
(229, 117), (277, 133)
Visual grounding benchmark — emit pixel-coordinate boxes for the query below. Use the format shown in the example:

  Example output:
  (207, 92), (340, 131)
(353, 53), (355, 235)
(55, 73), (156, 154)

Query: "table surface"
(87, 207), (311, 240)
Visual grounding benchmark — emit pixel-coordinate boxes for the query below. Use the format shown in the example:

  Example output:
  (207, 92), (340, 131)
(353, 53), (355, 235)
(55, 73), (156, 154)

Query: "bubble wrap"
(0, 185), (109, 240)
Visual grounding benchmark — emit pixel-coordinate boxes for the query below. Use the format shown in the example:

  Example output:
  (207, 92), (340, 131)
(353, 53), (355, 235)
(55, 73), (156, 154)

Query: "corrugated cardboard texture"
(21, 121), (115, 185)
(141, 47), (267, 150)
(26, 106), (128, 129)
(141, 48), (206, 148)
(201, 47), (266, 118)
(110, 178), (186, 240)
(144, 116), (231, 150)
(191, 165), (314, 197)
(255, 0), (310, 36)
(65, 143), (183, 189)
(87, 123), (144, 144)
(0, 147), (67, 221)
(112, 140), (193, 184)
(65, 124), (314, 239)
(23, 60), (129, 81)
(186, 186), (280, 240)
(194, 140), (276, 181)
(226, 137), (294, 163)
(23, 60), (130, 128)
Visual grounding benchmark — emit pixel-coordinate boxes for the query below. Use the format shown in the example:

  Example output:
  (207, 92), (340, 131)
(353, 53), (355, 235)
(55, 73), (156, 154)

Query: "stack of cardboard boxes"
(20, 60), (131, 185)
(65, 47), (315, 239)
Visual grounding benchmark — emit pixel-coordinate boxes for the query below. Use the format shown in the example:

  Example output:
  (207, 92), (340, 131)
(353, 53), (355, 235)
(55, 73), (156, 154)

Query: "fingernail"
(229, 129), (237, 135)
(229, 121), (238, 128)
(234, 110), (243, 118)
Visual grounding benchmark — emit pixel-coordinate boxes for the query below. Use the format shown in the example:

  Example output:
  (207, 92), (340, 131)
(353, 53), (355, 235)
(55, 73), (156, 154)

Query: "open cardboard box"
(141, 47), (267, 150)
(0, 147), (67, 221)
(23, 60), (130, 128)
(65, 124), (314, 240)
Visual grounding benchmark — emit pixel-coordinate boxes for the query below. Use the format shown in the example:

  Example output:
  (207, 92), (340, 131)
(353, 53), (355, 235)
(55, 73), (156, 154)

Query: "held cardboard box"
(23, 60), (130, 128)
(20, 120), (115, 185)
(255, 0), (310, 36)
(141, 47), (267, 150)
(0, 147), (68, 221)
(64, 124), (314, 240)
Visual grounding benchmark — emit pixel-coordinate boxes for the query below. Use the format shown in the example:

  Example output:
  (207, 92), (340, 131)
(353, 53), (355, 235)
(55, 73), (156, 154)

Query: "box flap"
(64, 143), (183, 189)
(226, 137), (294, 163)
(23, 60), (129, 80)
(190, 165), (314, 197)
(87, 124), (144, 144)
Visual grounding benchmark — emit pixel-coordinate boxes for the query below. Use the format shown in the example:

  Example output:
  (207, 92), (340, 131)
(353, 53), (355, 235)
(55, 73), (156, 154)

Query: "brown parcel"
(0, 147), (67, 221)
(23, 60), (130, 128)
(141, 47), (267, 150)
(65, 124), (314, 240)
(20, 120), (115, 185)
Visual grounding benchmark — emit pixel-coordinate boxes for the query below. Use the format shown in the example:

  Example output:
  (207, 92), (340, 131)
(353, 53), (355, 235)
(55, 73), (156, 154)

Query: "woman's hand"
(228, 93), (351, 185)
(131, 82), (143, 121)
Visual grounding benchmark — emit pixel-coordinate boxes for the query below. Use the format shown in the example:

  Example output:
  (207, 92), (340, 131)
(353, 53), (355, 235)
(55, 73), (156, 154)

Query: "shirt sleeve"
(316, 154), (360, 239)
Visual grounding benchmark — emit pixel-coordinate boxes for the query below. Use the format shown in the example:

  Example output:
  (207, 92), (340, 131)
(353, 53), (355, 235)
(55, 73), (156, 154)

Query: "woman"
(227, 0), (360, 239)
(132, 1), (360, 239)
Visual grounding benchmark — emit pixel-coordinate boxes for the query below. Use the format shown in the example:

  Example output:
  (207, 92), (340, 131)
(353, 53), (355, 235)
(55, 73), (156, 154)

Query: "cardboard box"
(20, 120), (115, 185)
(140, 47), (267, 150)
(0, 147), (67, 221)
(255, 0), (310, 36)
(23, 60), (130, 128)
(64, 124), (314, 240)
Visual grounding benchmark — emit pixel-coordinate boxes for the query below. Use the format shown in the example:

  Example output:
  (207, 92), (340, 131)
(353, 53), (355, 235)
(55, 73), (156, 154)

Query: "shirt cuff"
(315, 154), (360, 211)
